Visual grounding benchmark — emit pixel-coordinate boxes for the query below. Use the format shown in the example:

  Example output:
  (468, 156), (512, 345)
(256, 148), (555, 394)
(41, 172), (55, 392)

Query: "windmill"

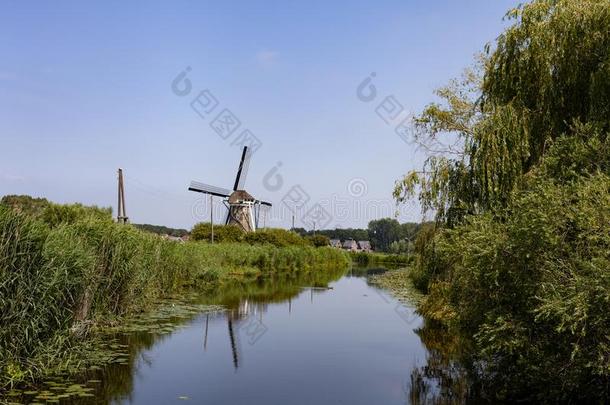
(189, 146), (272, 232)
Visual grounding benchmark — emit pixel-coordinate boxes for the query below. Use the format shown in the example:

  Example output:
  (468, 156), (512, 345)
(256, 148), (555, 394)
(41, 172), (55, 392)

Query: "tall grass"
(349, 251), (413, 267)
(0, 203), (349, 387)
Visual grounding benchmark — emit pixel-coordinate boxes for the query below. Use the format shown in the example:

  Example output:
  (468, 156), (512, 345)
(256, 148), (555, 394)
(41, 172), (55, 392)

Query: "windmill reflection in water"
(202, 287), (332, 370)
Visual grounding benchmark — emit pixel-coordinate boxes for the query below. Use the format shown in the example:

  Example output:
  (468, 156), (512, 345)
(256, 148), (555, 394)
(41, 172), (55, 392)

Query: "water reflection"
(407, 319), (479, 405)
(95, 266), (350, 403)
(32, 265), (481, 404)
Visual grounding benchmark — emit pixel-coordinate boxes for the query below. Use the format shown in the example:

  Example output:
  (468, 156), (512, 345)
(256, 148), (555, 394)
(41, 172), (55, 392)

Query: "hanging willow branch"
(396, 0), (610, 226)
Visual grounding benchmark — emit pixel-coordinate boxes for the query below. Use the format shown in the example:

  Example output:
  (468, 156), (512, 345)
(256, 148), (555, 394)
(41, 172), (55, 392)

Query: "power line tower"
(117, 168), (129, 224)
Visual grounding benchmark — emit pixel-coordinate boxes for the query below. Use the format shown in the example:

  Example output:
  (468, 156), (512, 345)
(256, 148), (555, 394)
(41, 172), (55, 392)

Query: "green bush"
(306, 235), (330, 247)
(350, 251), (412, 267)
(1, 195), (113, 227)
(395, 0), (610, 401)
(244, 228), (310, 247)
(191, 223), (311, 248)
(417, 172), (610, 400)
(190, 222), (243, 243)
(0, 195), (51, 217)
(41, 203), (112, 227)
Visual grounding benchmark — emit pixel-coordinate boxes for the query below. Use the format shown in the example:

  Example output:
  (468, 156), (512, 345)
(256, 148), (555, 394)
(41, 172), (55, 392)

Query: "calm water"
(79, 268), (462, 404)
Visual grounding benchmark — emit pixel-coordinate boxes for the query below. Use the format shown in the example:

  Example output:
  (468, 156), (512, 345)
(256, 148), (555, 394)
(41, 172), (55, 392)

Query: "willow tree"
(398, 2), (610, 399)
(395, 0), (610, 225)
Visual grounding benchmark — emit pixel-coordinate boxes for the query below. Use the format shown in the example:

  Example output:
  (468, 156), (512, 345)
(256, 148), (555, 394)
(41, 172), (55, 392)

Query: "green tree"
(399, 222), (420, 242)
(134, 223), (189, 237)
(367, 218), (401, 252)
(395, 0), (610, 224)
(307, 234), (330, 247)
(394, 0), (610, 400)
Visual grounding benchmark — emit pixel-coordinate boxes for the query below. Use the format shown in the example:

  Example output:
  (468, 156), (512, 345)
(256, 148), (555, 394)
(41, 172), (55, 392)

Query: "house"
(330, 239), (342, 248)
(342, 239), (359, 251)
(358, 241), (372, 252)
(161, 234), (184, 243)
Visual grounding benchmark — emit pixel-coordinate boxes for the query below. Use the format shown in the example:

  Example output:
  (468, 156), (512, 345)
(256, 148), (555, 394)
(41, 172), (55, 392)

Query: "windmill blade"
(237, 152), (251, 190)
(232, 146), (251, 191)
(223, 200), (231, 225)
(189, 181), (231, 198)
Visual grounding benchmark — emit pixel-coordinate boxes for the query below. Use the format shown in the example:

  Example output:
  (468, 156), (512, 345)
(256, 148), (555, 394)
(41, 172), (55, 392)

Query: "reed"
(349, 251), (413, 267)
(0, 203), (349, 387)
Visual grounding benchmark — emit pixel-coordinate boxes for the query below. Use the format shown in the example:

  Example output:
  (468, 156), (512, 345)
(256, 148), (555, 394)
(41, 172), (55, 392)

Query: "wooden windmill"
(189, 146), (272, 232)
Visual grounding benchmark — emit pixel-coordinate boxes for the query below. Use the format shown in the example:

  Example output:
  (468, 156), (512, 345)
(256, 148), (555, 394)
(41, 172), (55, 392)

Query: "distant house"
(342, 239), (359, 251)
(330, 239), (342, 248)
(162, 234), (184, 243)
(358, 241), (372, 252)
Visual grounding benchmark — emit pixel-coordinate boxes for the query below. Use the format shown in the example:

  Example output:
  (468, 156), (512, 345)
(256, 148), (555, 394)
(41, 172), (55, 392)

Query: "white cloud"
(255, 50), (279, 67)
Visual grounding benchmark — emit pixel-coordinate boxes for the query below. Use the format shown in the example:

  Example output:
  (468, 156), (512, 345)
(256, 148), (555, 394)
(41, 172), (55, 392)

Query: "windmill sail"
(188, 181), (232, 198)
(233, 146), (251, 191)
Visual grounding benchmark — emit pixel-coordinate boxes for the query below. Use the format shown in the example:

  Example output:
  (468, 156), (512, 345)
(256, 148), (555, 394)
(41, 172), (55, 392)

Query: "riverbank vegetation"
(349, 251), (413, 267)
(394, 0), (610, 401)
(369, 269), (423, 306)
(293, 219), (427, 253)
(0, 196), (349, 388)
(133, 223), (189, 237)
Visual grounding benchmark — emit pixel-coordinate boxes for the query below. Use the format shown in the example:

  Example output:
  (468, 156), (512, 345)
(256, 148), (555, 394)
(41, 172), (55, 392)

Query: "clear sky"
(0, 0), (517, 230)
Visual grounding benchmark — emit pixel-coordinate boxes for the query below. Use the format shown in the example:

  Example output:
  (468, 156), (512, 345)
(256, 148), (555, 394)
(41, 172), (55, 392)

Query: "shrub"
(419, 173), (610, 401)
(41, 203), (112, 227)
(1, 195), (112, 226)
(350, 251), (412, 267)
(190, 223), (243, 243)
(0, 195), (50, 217)
(306, 235), (330, 247)
(244, 228), (309, 247)
(191, 224), (310, 248)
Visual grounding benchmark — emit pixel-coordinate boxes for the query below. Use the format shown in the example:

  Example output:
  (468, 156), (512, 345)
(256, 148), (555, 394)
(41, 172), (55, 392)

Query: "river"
(32, 267), (463, 404)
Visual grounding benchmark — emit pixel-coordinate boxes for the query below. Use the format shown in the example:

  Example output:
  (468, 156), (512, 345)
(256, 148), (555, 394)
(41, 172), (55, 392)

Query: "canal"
(30, 266), (463, 404)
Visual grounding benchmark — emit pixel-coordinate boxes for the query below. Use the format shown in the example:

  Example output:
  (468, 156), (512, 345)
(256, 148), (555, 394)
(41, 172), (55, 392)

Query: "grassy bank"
(349, 251), (413, 267)
(0, 201), (349, 388)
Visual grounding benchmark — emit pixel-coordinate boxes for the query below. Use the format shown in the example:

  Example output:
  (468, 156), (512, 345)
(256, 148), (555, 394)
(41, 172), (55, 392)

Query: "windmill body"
(189, 147), (272, 232)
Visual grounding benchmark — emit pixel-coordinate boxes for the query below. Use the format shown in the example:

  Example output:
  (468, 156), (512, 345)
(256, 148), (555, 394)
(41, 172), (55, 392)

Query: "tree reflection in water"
(407, 318), (484, 405)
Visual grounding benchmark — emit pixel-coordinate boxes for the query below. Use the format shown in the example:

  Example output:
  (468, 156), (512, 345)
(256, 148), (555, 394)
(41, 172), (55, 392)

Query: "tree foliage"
(191, 223), (313, 248)
(293, 227), (370, 242)
(395, 0), (610, 224)
(367, 218), (402, 252)
(396, 0), (610, 400)
(133, 224), (189, 237)
(424, 168), (610, 400)
(306, 234), (330, 247)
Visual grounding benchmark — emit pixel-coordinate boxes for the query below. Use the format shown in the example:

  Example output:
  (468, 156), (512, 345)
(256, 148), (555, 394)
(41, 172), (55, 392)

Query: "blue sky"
(0, 0), (517, 230)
